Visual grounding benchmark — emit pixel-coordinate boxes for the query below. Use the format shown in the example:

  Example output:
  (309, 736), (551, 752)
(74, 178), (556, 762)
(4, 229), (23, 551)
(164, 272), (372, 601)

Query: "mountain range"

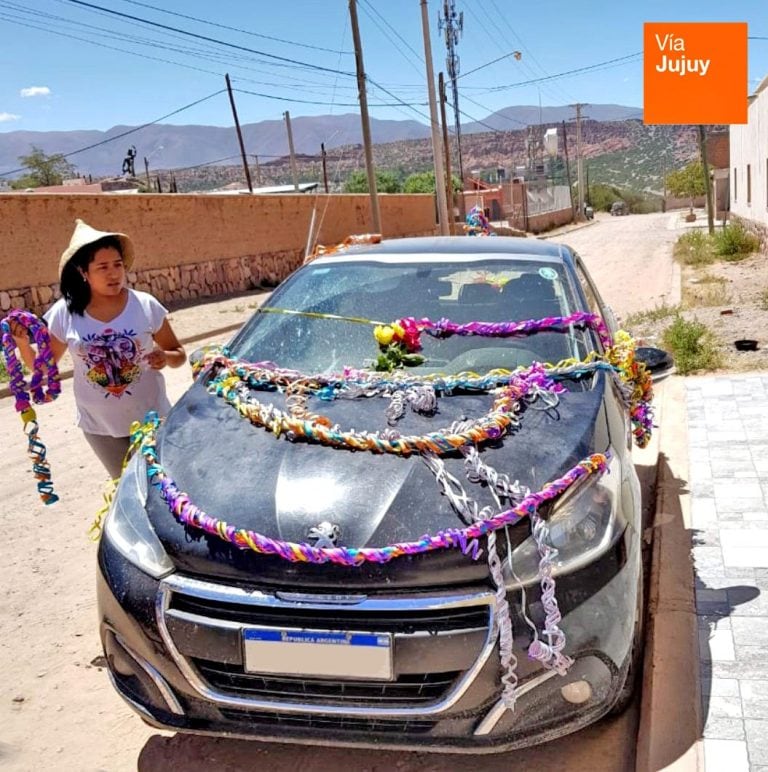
(0, 103), (642, 178)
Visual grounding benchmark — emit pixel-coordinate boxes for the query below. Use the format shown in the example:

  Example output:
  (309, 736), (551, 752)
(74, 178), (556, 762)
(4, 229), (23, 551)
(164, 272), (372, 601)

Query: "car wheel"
(608, 568), (645, 715)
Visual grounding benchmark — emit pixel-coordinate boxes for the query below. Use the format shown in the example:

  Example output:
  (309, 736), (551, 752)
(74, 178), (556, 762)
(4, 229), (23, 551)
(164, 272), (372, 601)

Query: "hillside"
(166, 120), (703, 195)
(0, 103), (641, 178)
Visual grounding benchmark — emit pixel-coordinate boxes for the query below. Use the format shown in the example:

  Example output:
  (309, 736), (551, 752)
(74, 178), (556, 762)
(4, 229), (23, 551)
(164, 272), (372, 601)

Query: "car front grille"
(157, 575), (495, 716)
(218, 709), (437, 734)
(194, 659), (461, 705)
(169, 591), (491, 633)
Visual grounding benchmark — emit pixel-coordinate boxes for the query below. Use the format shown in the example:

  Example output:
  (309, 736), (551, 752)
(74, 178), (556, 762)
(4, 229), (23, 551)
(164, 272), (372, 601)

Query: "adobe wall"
(525, 206), (574, 234)
(0, 193), (437, 316)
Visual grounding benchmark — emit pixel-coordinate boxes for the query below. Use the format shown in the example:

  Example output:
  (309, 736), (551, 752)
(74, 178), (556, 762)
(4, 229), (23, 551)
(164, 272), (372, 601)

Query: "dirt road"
(549, 211), (682, 318)
(0, 213), (678, 772)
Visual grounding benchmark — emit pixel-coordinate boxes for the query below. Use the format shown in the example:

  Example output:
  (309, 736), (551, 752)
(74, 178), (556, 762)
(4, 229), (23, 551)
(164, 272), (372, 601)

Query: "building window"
(747, 164), (752, 205)
(733, 167), (737, 202)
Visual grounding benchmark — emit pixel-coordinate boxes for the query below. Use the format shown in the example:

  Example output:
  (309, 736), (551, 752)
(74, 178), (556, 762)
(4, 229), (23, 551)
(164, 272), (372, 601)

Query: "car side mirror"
(635, 346), (674, 382)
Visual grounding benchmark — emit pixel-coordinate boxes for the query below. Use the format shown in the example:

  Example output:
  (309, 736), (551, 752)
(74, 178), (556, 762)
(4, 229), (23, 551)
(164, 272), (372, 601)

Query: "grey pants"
(83, 432), (131, 480)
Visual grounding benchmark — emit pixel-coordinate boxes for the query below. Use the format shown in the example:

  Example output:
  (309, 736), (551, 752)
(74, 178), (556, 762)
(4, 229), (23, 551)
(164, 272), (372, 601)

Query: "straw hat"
(58, 219), (135, 279)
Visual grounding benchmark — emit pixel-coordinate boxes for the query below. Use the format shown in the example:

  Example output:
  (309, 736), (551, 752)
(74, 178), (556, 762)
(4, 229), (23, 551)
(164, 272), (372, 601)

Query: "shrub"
(759, 288), (768, 312)
(662, 315), (721, 375)
(673, 230), (714, 266)
(712, 222), (760, 260)
(0, 356), (7, 383)
(624, 300), (681, 326)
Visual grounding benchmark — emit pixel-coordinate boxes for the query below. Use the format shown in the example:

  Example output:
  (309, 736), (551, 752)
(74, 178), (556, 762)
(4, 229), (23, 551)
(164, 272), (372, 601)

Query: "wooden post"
(349, 0), (382, 232)
(225, 73), (253, 193)
(439, 72), (455, 233)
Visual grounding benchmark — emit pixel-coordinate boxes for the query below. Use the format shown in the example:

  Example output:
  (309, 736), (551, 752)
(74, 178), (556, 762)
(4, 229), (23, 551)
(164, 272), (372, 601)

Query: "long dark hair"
(60, 235), (124, 315)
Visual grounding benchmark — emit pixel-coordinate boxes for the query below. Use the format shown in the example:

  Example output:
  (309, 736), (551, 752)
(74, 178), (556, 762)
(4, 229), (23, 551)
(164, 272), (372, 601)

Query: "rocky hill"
(166, 119), (705, 195)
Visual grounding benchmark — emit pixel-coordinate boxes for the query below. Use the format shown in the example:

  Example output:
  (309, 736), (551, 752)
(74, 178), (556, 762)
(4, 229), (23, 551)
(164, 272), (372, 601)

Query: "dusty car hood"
(146, 374), (610, 588)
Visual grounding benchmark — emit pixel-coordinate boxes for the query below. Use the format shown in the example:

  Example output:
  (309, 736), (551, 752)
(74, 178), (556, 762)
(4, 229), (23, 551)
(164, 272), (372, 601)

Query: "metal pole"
(253, 154), (262, 187)
(225, 73), (253, 193)
(561, 120), (575, 218)
(439, 72), (456, 233)
(573, 103), (585, 220)
(321, 143), (329, 193)
(349, 0), (382, 233)
(420, 0), (450, 235)
(698, 124), (715, 235)
(283, 111), (300, 192)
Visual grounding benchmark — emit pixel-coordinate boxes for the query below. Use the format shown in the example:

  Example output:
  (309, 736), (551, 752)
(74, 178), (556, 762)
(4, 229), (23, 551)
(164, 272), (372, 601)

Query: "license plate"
(243, 628), (393, 680)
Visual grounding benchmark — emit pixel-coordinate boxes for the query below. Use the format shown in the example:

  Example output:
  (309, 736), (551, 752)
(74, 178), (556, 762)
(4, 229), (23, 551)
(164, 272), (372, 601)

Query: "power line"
(357, 0), (423, 63)
(0, 90), (226, 177)
(484, 52), (642, 92)
(357, 0), (423, 77)
(459, 49), (521, 80)
(234, 85), (426, 109)
(0, 6), (366, 99)
(60, 0), (356, 78)
(114, 0), (352, 55)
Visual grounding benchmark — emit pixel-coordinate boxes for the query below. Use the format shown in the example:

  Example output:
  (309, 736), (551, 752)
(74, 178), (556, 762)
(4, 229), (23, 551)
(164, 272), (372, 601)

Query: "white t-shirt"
(45, 289), (172, 437)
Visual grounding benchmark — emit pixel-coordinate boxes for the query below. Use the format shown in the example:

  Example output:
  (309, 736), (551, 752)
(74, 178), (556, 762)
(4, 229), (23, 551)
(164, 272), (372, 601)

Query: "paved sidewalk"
(688, 374), (768, 771)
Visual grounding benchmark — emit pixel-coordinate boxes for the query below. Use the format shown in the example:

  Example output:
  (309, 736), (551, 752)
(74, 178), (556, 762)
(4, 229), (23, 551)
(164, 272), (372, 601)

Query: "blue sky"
(0, 0), (766, 134)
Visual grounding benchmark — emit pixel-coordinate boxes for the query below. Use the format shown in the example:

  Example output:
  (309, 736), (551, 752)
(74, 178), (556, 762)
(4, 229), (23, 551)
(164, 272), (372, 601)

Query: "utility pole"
(698, 124), (715, 235)
(438, 73), (456, 232)
(421, 0), (450, 235)
(225, 73), (253, 193)
(571, 103), (587, 219)
(282, 111), (300, 191)
(439, 0), (464, 196)
(561, 120), (575, 217)
(252, 154), (262, 187)
(349, 0), (382, 232)
(143, 156), (150, 190)
(321, 143), (329, 193)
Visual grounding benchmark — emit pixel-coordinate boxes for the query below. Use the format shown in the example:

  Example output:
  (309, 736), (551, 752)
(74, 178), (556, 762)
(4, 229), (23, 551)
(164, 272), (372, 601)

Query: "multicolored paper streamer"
(1, 309), (61, 504)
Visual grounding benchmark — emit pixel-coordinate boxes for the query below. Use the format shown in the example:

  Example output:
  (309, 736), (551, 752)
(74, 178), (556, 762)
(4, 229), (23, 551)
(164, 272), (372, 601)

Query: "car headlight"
(503, 452), (625, 588)
(102, 452), (174, 579)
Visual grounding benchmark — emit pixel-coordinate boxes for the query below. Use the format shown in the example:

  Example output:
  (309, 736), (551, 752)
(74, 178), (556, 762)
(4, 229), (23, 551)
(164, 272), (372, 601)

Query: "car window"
(572, 255), (617, 338)
(229, 257), (596, 373)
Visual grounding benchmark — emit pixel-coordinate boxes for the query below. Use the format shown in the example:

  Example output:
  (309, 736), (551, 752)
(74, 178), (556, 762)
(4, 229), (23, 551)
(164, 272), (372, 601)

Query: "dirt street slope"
(1, 214), (676, 771)
(546, 212), (682, 319)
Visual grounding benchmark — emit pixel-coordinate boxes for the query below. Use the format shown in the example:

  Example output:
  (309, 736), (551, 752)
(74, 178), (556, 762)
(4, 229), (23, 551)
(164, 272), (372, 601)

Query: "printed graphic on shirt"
(79, 328), (145, 398)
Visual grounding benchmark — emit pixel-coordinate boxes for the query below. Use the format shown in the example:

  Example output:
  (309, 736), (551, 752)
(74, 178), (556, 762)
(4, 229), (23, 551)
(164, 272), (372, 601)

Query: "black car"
(98, 236), (661, 752)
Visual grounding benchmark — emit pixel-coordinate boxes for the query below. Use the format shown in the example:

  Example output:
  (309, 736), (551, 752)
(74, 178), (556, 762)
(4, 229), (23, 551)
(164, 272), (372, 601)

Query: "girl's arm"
(10, 321), (67, 370)
(146, 318), (186, 370)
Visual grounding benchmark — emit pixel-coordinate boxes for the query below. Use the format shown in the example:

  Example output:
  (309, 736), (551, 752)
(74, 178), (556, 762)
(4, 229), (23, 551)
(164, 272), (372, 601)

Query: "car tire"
(608, 568), (645, 715)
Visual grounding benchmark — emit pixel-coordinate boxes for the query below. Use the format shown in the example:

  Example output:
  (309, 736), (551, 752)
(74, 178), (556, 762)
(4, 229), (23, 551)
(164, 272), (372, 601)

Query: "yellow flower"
(392, 323), (405, 340)
(374, 325), (395, 346)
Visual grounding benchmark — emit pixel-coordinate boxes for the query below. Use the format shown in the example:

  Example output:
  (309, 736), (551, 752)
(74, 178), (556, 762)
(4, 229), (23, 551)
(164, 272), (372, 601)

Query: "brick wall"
(0, 193), (437, 316)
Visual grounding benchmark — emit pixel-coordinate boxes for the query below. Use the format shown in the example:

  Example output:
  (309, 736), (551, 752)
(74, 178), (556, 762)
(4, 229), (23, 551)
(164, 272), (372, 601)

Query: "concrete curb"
(0, 322), (242, 401)
(635, 376), (703, 771)
(537, 218), (599, 240)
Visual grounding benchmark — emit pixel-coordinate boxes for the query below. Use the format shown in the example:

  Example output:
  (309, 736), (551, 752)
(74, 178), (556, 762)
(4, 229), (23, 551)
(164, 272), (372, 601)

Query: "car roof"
(313, 235), (575, 267)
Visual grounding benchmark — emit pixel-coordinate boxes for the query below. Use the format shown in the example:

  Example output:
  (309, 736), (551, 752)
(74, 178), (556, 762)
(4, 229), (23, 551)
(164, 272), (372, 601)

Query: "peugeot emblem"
(307, 521), (341, 548)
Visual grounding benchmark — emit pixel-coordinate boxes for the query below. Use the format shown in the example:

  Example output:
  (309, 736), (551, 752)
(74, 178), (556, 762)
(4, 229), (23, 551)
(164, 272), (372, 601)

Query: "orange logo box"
(644, 22), (748, 125)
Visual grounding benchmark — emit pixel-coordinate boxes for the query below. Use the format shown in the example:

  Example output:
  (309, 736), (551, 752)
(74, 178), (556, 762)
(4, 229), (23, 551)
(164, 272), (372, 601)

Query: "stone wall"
(0, 193), (437, 316)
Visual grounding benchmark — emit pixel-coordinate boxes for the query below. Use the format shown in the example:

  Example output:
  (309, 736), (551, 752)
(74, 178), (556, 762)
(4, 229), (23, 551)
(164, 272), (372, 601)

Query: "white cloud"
(20, 86), (51, 98)
(0, 112), (21, 122)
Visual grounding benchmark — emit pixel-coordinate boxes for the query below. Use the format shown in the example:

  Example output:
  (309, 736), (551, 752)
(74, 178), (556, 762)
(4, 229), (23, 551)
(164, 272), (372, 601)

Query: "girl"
(11, 219), (186, 478)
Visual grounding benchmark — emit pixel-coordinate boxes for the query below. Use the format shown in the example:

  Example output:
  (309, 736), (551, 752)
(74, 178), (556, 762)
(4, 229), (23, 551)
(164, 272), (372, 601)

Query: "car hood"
(146, 373), (610, 589)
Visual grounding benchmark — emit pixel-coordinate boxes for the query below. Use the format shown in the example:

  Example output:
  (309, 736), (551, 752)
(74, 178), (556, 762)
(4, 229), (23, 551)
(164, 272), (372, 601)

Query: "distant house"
(206, 182), (320, 195)
(730, 74), (768, 230)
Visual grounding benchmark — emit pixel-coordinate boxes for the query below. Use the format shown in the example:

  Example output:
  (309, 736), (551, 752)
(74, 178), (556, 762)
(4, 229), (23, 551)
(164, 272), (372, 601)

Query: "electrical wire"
(114, 0), (352, 55)
(0, 90), (226, 177)
(60, 0), (356, 78)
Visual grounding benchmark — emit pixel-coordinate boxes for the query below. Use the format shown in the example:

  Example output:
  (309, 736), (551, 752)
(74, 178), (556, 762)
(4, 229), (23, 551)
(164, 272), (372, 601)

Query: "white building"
(730, 74), (768, 229)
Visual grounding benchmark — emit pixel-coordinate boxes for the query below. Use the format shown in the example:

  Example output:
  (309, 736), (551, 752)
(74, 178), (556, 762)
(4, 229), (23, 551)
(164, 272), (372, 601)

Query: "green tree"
(665, 160), (706, 214)
(10, 146), (77, 189)
(403, 170), (461, 194)
(343, 169), (401, 194)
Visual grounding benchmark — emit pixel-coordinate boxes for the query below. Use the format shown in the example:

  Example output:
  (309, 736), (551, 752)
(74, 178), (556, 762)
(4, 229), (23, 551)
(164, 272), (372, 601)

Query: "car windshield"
(228, 256), (597, 374)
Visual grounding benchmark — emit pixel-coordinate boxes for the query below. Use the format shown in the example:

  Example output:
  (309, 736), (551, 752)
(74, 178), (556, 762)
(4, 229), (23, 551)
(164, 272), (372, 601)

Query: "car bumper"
(97, 530), (640, 753)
